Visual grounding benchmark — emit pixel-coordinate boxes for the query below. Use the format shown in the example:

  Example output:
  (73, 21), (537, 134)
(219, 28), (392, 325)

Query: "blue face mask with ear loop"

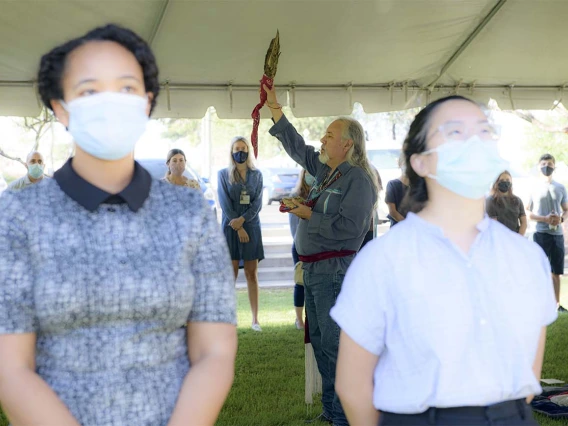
(422, 135), (509, 199)
(28, 163), (44, 179)
(232, 151), (249, 164)
(61, 92), (149, 161)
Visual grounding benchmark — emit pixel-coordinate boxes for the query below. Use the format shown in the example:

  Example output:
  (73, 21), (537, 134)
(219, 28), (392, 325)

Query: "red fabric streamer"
(250, 74), (273, 158)
(298, 250), (357, 263)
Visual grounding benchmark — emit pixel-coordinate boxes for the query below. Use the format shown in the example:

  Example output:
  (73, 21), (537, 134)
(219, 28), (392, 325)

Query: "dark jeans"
(294, 284), (305, 307)
(292, 243), (305, 307)
(379, 399), (537, 426)
(360, 230), (374, 250)
(304, 271), (347, 426)
(292, 241), (299, 264)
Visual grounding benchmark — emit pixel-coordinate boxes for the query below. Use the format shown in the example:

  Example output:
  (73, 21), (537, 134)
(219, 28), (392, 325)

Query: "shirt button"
(120, 259), (127, 265)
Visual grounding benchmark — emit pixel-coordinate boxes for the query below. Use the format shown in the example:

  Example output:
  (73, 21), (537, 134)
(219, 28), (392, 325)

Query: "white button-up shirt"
(331, 213), (557, 414)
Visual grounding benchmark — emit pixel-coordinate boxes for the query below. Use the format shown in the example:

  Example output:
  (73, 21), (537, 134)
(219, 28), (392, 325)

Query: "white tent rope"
(551, 84), (566, 111)
(290, 83), (296, 109)
(453, 79), (463, 95)
(228, 82), (233, 113)
(469, 81), (477, 95)
(508, 85), (516, 110)
(32, 81), (41, 110)
(165, 81), (171, 111)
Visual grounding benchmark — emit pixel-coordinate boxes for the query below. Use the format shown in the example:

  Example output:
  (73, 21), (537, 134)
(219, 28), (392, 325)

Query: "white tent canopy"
(1, 0), (567, 118)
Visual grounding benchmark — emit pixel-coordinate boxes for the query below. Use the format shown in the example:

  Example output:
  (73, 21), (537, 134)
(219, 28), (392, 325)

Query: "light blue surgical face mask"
(28, 163), (44, 179)
(62, 92), (149, 161)
(304, 174), (316, 186)
(423, 135), (509, 199)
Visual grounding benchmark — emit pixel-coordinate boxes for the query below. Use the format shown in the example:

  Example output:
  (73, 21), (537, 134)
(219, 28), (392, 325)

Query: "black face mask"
(232, 151), (249, 164)
(541, 166), (555, 177)
(497, 181), (511, 193)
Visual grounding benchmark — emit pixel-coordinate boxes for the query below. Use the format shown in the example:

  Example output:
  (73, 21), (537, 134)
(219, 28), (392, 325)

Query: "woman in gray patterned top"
(0, 25), (237, 426)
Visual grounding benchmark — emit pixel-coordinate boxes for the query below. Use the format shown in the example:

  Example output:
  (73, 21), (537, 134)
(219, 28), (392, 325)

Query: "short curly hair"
(37, 24), (160, 114)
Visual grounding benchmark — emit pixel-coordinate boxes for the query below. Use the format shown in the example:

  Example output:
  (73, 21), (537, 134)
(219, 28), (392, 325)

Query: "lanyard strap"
(305, 169), (342, 208)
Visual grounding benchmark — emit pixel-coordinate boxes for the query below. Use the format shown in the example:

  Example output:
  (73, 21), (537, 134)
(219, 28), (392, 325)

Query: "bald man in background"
(8, 151), (47, 190)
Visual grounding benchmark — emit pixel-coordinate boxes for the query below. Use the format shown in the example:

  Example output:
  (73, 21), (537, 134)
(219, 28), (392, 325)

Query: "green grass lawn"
(1, 282), (567, 426)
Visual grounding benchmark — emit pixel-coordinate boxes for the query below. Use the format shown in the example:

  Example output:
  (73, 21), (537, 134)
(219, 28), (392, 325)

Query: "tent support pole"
(0, 80), (565, 92)
(149, 0), (171, 47)
(427, 0), (508, 89)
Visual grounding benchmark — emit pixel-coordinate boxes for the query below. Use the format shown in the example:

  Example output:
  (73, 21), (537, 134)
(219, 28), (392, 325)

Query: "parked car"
(261, 167), (300, 205)
(136, 158), (217, 216)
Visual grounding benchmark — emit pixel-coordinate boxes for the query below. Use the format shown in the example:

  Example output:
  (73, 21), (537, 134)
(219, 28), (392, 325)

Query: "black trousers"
(379, 399), (537, 426)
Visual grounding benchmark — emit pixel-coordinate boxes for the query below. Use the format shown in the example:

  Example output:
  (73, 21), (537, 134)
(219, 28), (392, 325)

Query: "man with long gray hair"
(263, 84), (377, 426)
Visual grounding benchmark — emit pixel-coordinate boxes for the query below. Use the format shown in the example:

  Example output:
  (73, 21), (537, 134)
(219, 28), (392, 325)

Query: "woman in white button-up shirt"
(331, 96), (557, 426)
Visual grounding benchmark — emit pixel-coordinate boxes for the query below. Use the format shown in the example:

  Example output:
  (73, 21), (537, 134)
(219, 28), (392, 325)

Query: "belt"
(298, 250), (356, 263)
(381, 399), (530, 425)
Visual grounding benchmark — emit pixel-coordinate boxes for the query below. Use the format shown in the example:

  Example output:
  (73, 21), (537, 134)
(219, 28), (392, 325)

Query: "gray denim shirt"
(269, 115), (376, 275)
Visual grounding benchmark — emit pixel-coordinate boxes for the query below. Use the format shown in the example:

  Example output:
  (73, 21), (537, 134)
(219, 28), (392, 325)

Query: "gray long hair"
(228, 136), (256, 184)
(337, 118), (380, 197)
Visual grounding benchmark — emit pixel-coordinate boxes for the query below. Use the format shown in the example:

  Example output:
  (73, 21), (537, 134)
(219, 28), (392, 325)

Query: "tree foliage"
(502, 105), (568, 168)
(1, 108), (54, 167)
(159, 118), (202, 147)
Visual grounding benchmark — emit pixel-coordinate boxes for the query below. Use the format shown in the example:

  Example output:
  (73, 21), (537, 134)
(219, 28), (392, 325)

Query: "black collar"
(54, 158), (152, 212)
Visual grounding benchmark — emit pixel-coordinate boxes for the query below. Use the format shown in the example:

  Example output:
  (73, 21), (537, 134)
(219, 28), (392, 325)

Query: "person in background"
(8, 151), (47, 190)
(385, 157), (409, 227)
(218, 136), (264, 331)
(0, 24), (237, 426)
(332, 95), (556, 426)
(486, 170), (527, 235)
(527, 154), (568, 313)
(288, 168), (315, 330)
(360, 166), (383, 249)
(163, 148), (200, 189)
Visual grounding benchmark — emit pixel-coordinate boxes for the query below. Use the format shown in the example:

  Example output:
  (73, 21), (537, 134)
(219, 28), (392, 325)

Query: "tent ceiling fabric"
(0, 0), (567, 118)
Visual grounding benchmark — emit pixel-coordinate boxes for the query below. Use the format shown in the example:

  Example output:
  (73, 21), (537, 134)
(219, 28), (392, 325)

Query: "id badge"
(240, 191), (251, 205)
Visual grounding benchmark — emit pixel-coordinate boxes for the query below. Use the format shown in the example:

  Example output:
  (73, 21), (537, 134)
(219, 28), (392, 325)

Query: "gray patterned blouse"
(0, 176), (236, 426)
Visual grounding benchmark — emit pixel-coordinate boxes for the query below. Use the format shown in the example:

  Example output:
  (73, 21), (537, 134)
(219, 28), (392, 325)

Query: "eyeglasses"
(433, 122), (501, 142)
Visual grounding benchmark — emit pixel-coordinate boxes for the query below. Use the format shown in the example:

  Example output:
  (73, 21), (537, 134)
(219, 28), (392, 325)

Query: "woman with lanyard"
(486, 170), (527, 235)
(163, 148), (201, 190)
(331, 95), (557, 425)
(218, 136), (264, 332)
(0, 25), (237, 426)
